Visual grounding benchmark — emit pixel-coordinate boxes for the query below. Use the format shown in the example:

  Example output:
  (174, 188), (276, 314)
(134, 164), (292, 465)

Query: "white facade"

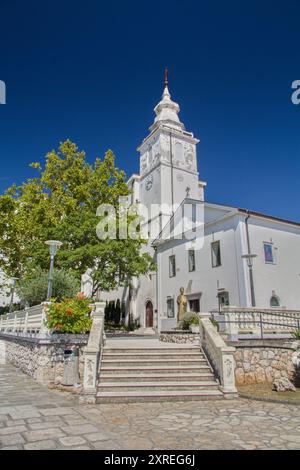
(154, 203), (300, 331)
(99, 78), (300, 331)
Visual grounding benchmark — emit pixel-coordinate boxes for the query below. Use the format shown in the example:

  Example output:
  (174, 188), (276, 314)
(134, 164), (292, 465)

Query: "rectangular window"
(189, 298), (200, 313)
(188, 249), (195, 272)
(264, 243), (275, 263)
(211, 241), (221, 267)
(192, 204), (197, 232)
(167, 298), (175, 318)
(169, 255), (176, 277)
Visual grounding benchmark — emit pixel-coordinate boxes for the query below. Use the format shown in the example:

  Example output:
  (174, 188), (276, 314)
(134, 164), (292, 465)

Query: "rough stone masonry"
(0, 334), (88, 385)
(233, 343), (296, 385)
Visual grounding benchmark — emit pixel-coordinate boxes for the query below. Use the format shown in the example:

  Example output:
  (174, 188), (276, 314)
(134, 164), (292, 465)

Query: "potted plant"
(181, 311), (200, 333)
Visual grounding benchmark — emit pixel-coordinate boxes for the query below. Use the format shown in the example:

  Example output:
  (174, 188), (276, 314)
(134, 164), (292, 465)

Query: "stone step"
(100, 364), (212, 374)
(103, 348), (199, 354)
(101, 358), (207, 367)
(103, 352), (204, 359)
(96, 389), (223, 404)
(99, 372), (215, 382)
(98, 381), (219, 392)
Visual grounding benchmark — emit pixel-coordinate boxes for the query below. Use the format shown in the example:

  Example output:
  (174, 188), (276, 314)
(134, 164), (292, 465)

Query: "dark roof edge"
(238, 208), (300, 228)
(206, 201), (300, 228)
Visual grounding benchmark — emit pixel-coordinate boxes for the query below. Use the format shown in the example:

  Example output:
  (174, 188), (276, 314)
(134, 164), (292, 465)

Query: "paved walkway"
(1, 363), (300, 450)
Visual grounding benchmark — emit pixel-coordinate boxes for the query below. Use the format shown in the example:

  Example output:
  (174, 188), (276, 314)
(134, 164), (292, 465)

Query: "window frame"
(188, 249), (196, 272)
(270, 295), (280, 308)
(211, 240), (221, 268)
(263, 242), (276, 264)
(169, 255), (176, 278)
(166, 297), (175, 318)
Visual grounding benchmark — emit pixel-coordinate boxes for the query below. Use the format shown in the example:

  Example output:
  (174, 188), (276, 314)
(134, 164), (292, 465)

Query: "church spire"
(149, 69), (185, 132)
(164, 67), (168, 88)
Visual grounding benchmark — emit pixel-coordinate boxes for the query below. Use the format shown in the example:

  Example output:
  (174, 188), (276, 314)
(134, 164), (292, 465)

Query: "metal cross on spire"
(164, 67), (168, 87)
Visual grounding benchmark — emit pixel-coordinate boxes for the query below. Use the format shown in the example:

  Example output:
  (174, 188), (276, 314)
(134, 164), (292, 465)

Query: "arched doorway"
(145, 301), (154, 327)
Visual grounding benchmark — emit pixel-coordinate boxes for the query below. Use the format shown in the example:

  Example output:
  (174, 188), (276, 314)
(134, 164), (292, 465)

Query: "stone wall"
(0, 333), (88, 386)
(231, 340), (296, 385)
(159, 331), (199, 344)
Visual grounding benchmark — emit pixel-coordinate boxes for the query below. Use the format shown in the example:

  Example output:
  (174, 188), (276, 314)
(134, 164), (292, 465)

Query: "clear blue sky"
(0, 0), (299, 220)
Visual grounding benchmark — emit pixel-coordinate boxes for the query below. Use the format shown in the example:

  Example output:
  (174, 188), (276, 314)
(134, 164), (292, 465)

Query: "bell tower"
(137, 70), (203, 231)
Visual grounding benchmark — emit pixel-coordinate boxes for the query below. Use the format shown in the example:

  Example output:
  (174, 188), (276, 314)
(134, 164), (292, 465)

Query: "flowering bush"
(46, 293), (92, 334)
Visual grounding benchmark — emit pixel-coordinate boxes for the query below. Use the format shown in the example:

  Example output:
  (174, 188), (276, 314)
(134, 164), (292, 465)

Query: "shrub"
(17, 268), (81, 306)
(292, 328), (300, 340)
(124, 319), (140, 332)
(0, 303), (22, 315)
(46, 293), (92, 334)
(181, 311), (199, 330)
(104, 300), (121, 325)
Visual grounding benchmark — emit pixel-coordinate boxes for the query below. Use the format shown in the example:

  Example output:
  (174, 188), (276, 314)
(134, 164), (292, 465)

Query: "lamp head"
(45, 240), (63, 256)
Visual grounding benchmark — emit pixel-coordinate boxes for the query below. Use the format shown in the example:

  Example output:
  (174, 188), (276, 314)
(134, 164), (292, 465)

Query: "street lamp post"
(45, 240), (63, 301)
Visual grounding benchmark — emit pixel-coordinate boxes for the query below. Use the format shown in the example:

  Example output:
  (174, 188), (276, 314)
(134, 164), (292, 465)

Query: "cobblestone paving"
(1, 363), (300, 450)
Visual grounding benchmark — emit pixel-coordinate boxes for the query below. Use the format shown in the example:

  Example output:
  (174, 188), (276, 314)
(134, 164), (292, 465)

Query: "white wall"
(156, 210), (241, 329)
(156, 208), (300, 331)
(243, 216), (300, 309)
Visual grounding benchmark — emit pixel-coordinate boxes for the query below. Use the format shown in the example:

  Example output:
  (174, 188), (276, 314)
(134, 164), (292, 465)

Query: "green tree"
(0, 140), (154, 296)
(17, 268), (81, 306)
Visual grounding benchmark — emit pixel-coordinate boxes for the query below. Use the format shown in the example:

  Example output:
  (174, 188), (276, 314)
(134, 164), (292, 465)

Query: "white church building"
(96, 74), (300, 332)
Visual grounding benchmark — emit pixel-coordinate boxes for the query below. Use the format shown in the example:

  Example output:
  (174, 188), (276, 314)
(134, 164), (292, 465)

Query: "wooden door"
(145, 301), (153, 327)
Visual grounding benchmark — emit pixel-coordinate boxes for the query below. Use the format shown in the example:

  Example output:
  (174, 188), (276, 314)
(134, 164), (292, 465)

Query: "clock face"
(145, 175), (153, 191)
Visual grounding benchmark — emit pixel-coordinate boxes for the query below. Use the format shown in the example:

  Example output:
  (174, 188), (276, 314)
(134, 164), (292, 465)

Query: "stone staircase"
(96, 345), (223, 403)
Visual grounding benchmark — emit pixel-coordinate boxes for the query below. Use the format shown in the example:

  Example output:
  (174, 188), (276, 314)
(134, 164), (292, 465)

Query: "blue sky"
(0, 0), (299, 220)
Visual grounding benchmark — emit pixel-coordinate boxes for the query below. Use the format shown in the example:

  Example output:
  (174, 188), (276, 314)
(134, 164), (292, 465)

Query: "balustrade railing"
(216, 307), (300, 340)
(0, 303), (48, 335)
(82, 301), (106, 403)
(199, 313), (237, 397)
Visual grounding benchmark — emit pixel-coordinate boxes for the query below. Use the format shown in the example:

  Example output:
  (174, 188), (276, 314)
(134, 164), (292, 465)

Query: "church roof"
(152, 199), (300, 247)
(237, 207), (300, 228)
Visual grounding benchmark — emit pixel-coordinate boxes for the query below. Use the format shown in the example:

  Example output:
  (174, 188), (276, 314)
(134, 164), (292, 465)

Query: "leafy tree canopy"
(0, 140), (154, 296)
(17, 268), (81, 306)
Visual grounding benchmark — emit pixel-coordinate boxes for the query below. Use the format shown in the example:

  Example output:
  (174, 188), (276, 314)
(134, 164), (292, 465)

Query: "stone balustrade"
(81, 301), (106, 403)
(199, 313), (237, 398)
(0, 303), (49, 336)
(220, 307), (300, 340)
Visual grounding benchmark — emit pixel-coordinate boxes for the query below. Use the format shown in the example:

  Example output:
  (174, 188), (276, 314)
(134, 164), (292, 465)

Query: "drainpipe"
(244, 212), (256, 307)
(169, 132), (174, 214)
(153, 245), (159, 333)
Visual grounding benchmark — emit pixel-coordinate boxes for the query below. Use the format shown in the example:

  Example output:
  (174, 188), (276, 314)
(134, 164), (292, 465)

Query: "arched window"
(270, 295), (280, 308)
